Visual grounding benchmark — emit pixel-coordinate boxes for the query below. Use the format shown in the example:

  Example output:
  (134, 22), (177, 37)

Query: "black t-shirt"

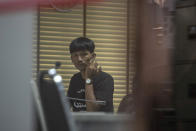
(67, 71), (114, 112)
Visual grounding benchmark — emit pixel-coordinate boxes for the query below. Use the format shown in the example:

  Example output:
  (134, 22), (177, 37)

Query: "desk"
(72, 112), (133, 131)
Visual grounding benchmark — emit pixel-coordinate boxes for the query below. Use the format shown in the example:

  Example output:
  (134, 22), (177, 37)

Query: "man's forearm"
(85, 84), (100, 111)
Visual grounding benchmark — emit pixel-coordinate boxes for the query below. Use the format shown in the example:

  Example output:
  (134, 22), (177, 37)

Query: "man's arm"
(84, 59), (101, 111)
(84, 58), (114, 112)
(85, 83), (100, 111)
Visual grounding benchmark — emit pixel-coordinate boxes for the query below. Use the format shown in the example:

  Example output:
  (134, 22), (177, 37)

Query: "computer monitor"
(31, 70), (76, 131)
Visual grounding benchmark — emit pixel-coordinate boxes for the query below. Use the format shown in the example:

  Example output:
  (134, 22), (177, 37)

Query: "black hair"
(69, 37), (95, 53)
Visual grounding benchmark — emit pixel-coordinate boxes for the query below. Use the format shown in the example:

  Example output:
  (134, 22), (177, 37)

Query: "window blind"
(86, 0), (128, 112)
(38, 5), (83, 89)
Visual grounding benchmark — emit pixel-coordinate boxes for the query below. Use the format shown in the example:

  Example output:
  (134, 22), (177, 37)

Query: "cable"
(48, 0), (72, 13)
(65, 97), (106, 105)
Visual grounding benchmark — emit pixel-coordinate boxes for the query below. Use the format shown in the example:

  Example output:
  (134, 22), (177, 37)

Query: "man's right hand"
(84, 59), (100, 79)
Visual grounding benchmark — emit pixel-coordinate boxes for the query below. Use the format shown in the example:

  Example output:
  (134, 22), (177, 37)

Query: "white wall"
(0, 9), (34, 131)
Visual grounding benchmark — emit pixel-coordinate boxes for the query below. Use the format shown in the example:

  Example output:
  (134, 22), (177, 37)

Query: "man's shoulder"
(99, 71), (112, 77)
(95, 71), (113, 81)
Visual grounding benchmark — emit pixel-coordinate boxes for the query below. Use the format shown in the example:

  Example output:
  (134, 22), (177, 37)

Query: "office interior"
(0, 0), (196, 131)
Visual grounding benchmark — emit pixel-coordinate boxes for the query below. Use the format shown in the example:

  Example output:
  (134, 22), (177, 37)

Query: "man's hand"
(84, 59), (101, 79)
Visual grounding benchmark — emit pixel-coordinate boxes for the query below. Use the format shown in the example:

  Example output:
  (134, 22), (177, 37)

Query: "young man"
(67, 37), (114, 112)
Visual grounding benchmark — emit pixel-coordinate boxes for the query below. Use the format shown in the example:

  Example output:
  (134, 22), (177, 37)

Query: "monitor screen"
(34, 71), (76, 131)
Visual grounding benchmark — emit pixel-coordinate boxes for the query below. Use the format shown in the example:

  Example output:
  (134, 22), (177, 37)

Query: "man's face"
(71, 50), (95, 71)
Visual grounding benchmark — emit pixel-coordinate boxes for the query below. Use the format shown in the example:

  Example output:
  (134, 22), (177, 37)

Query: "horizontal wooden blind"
(86, 0), (128, 112)
(38, 5), (83, 89)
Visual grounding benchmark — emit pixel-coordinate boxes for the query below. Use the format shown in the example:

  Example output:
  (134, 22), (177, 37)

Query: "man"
(67, 37), (114, 112)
